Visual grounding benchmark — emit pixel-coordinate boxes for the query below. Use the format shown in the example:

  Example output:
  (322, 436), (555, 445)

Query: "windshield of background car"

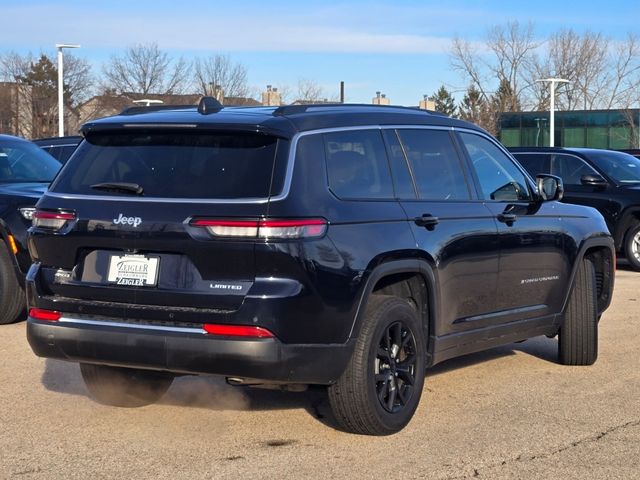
(588, 151), (640, 184)
(49, 131), (283, 199)
(0, 139), (61, 183)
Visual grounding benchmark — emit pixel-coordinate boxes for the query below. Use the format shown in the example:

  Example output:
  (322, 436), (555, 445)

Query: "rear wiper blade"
(90, 182), (144, 195)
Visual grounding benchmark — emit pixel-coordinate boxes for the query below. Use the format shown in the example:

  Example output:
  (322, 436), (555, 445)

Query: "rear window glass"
(324, 129), (393, 199)
(50, 132), (280, 199)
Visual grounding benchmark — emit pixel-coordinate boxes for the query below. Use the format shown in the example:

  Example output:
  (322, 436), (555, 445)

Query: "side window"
(459, 132), (531, 201)
(551, 154), (598, 185)
(324, 130), (393, 199)
(382, 129), (416, 199)
(512, 153), (549, 178)
(396, 129), (471, 200)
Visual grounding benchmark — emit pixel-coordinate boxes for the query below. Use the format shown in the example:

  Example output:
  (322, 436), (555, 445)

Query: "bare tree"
(451, 21), (539, 110)
(295, 78), (327, 103)
(102, 43), (188, 95)
(193, 54), (249, 99)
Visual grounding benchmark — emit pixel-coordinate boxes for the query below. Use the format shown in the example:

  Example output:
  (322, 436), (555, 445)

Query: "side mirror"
(536, 174), (564, 202)
(580, 174), (608, 189)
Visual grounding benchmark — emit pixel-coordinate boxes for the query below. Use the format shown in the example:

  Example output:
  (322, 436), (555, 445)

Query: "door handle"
(497, 213), (517, 225)
(414, 214), (439, 230)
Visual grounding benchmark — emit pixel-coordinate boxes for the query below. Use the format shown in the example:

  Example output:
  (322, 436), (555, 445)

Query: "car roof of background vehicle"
(32, 136), (83, 147)
(80, 102), (484, 139)
(509, 146), (637, 159)
(0, 133), (34, 143)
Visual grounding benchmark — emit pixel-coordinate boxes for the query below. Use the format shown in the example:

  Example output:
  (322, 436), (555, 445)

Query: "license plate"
(107, 254), (159, 287)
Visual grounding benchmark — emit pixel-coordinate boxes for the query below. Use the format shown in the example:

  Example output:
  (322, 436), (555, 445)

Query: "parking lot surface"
(1, 266), (639, 480)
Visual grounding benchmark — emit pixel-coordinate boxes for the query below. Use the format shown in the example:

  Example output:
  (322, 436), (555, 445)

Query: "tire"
(558, 258), (598, 365)
(80, 363), (174, 407)
(0, 241), (25, 325)
(328, 295), (426, 435)
(624, 223), (640, 271)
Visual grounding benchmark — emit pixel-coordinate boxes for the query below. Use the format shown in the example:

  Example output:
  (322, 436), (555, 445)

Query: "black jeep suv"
(26, 99), (614, 435)
(510, 147), (640, 271)
(0, 134), (60, 324)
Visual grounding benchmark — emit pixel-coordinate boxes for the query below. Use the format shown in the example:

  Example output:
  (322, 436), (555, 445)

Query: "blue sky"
(1, 0), (638, 104)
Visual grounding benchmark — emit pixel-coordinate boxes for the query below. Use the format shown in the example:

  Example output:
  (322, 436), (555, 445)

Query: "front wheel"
(558, 258), (598, 365)
(80, 364), (174, 407)
(0, 242), (25, 325)
(624, 223), (640, 271)
(328, 295), (426, 435)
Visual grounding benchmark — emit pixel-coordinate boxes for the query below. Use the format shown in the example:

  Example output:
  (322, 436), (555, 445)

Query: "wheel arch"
(348, 258), (439, 365)
(561, 237), (615, 318)
(613, 207), (640, 251)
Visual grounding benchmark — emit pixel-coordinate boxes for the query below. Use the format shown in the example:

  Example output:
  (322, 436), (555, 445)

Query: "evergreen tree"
(17, 55), (69, 137)
(432, 85), (457, 117)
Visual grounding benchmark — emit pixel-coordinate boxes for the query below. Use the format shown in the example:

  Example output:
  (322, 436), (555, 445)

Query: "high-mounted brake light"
(191, 218), (327, 239)
(29, 308), (61, 321)
(32, 210), (76, 230)
(203, 323), (275, 338)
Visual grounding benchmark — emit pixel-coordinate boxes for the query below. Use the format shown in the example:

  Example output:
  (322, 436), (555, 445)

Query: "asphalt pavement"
(1, 266), (639, 479)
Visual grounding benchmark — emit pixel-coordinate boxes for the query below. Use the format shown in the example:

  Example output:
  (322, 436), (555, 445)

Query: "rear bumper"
(27, 317), (354, 385)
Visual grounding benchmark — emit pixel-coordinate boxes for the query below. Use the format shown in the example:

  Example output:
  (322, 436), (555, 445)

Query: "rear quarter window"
(323, 129), (393, 200)
(49, 131), (283, 199)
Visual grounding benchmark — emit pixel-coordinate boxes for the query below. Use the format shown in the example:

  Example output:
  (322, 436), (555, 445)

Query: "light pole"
(536, 77), (570, 147)
(55, 43), (80, 137)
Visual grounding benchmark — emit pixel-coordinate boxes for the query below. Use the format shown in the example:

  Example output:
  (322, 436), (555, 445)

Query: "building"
(262, 85), (282, 106)
(418, 95), (436, 111)
(499, 109), (640, 149)
(0, 82), (33, 137)
(372, 91), (390, 105)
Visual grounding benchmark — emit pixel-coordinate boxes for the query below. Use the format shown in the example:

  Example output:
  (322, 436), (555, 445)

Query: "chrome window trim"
(58, 315), (206, 334)
(44, 123), (516, 204)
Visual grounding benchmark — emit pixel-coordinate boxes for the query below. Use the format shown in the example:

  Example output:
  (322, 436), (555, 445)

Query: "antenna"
(198, 96), (223, 115)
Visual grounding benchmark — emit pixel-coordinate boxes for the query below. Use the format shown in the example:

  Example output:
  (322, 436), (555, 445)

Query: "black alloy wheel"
(374, 321), (417, 413)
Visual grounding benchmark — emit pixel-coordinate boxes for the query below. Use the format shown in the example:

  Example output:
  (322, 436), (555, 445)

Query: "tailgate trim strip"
(58, 316), (206, 334)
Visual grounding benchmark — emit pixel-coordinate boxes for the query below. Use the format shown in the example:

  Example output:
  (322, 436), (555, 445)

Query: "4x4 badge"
(113, 213), (142, 228)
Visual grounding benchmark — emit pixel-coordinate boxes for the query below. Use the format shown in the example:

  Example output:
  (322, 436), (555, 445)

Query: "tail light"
(203, 324), (275, 338)
(29, 308), (61, 321)
(191, 218), (327, 239)
(32, 210), (76, 231)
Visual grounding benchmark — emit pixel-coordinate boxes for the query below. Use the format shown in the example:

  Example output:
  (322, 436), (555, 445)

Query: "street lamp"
(55, 43), (80, 137)
(536, 77), (570, 147)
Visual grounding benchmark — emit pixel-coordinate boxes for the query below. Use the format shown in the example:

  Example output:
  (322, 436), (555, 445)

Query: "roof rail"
(272, 103), (437, 117)
(119, 104), (194, 115)
(198, 96), (224, 115)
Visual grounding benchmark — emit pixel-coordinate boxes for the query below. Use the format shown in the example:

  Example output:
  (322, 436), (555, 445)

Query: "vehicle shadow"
(40, 335), (559, 430)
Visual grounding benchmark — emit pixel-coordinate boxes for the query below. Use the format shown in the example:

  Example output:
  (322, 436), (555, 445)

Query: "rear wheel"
(0, 241), (25, 325)
(558, 258), (598, 365)
(624, 223), (640, 271)
(328, 295), (426, 435)
(80, 364), (174, 407)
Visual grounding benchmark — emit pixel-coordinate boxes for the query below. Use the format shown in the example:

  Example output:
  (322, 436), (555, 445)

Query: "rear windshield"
(50, 131), (281, 199)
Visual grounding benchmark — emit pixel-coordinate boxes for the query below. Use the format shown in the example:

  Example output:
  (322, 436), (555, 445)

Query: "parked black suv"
(510, 147), (640, 271)
(0, 134), (61, 324)
(26, 99), (615, 435)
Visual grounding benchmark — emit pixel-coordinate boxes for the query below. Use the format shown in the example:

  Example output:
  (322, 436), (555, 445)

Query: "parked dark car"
(0, 134), (61, 324)
(33, 136), (82, 164)
(618, 149), (640, 159)
(510, 147), (640, 271)
(26, 100), (614, 435)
